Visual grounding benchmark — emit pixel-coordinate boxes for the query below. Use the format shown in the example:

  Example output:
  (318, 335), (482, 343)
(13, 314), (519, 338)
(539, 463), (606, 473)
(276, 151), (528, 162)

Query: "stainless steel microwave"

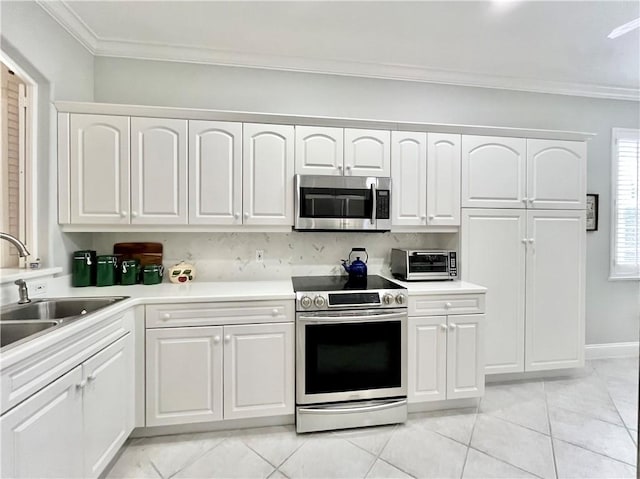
(294, 175), (391, 231)
(391, 249), (458, 281)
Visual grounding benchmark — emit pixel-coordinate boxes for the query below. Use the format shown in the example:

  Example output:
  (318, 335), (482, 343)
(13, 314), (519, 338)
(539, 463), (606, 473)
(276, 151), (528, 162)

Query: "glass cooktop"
(291, 275), (404, 292)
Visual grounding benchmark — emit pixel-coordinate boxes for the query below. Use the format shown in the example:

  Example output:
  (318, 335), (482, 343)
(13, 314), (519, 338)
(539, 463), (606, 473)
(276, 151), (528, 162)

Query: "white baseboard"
(585, 342), (639, 360)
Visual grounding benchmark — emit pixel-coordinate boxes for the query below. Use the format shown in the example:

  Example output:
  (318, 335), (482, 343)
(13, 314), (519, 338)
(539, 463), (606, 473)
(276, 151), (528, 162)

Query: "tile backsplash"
(92, 232), (457, 281)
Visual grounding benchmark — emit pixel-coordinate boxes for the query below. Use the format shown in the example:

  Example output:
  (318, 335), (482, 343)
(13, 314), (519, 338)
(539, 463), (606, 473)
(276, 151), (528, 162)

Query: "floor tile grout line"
(458, 406), (479, 479)
(592, 363), (640, 440)
(372, 456), (418, 479)
(466, 445), (546, 479)
(543, 379), (560, 479)
(149, 459), (164, 479)
(551, 436), (639, 468)
(360, 424), (398, 478)
(165, 436), (229, 479)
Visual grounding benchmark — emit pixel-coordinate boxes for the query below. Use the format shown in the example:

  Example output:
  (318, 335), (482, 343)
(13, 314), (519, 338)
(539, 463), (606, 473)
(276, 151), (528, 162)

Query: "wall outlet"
(256, 250), (264, 263)
(32, 282), (47, 295)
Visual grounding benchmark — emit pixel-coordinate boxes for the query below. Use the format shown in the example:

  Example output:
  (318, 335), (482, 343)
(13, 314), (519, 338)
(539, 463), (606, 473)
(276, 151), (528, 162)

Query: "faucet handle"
(14, 279), (25, 286)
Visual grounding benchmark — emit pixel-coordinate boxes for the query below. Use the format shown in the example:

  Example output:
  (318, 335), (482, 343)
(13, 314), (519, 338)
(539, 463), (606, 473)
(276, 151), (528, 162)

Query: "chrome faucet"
(1, 233), (32, 304)
(0, 232), (30, 258)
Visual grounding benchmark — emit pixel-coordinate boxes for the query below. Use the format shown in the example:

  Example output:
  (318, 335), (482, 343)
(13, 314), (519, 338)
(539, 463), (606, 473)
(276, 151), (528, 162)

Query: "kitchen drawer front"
(409, 294), (485, 316)
(1, 311), (133, 415)
(145, 300), (294, 328)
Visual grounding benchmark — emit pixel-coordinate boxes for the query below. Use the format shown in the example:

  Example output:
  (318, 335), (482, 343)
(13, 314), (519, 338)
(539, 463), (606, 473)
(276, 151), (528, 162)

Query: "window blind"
(611, 128), (640, 279)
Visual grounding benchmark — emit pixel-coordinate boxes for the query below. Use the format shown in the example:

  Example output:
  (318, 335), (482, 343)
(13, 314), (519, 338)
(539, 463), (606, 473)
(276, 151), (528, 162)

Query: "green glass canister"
(142, 264), (164, 285)
(72, 250), (96, 287)
(96, 255), (119, 287)
(120, 259), (140, 285)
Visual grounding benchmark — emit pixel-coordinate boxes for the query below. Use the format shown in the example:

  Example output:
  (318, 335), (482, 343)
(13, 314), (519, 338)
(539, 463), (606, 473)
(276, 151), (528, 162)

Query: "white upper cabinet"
(69, 114), (130, 225)
(295, 126), (344, 175)
(525, 210), (585, 371)
(243, 123), (294, 225)
(189, 121), (242, 224)
(131, 117), (188, 224)
(344, 128), (391, 177)
(391, 131), (427, 226)
(427, 133), (461, 226)
(462, 136), (527, 209)
(527, 139), (586, 210)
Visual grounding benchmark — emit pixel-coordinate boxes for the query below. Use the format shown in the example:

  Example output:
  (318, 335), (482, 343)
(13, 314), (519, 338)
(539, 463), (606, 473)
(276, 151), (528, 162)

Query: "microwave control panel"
(449, 252), (458, 277)
(376, 190), (390, 219)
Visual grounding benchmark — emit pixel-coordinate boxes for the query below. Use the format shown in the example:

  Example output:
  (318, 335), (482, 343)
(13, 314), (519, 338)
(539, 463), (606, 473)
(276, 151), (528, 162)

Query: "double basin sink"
(1, 297), (128, 350)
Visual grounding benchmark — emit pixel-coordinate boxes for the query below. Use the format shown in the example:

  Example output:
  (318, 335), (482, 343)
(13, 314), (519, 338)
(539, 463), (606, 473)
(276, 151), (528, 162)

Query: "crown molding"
(39, 2), (640, 102)
(36, 0), (98, 52)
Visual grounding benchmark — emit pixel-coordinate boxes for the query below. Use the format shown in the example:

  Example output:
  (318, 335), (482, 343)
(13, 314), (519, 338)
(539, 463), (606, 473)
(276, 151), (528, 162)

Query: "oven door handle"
(298, 311), (406, 324)
(298, 398), (407, 415)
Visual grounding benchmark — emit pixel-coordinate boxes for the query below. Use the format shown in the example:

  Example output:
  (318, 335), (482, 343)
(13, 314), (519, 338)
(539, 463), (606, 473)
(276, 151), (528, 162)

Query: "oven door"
(296, 309), (407, 405)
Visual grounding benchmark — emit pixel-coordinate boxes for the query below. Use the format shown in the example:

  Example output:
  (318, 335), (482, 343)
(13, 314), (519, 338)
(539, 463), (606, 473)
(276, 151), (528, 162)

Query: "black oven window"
(304, 321), (401, 394)
(300, 187), (372, 219)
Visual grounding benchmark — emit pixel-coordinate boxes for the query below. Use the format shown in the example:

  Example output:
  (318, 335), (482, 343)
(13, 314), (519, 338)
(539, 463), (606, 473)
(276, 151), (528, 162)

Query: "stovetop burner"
(291, 274), (403, 292)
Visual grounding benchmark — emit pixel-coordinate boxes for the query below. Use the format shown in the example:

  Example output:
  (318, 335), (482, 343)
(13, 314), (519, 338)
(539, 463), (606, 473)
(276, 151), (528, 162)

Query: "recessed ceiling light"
(608, 17), (640, 39)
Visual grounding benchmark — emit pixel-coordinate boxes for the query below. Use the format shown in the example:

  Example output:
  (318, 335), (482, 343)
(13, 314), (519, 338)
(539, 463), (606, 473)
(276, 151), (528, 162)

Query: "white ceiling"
(38, 1), (640, 100)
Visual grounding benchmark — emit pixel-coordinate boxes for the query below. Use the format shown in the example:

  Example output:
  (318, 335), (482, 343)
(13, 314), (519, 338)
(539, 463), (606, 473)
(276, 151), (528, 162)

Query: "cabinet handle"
(234, 212), (240, 220)
(337, 165), (343, 171)
(445, 302), (452, 309)
(272, 309), (279, 315)
(120, 211), (127, 217)
(529, 197), (535, 204)
(521, 238), (528, 244)
(224, 335), (231, 343)
(528, 238), (535, 244)
(421, 215), (427, 220)
(440, 323), (447, 331)
(87, 374), (96, 382)
(522, 198), (528, 203)
(345, 165), (352, 170)
(214, 335), (221, 344)
(76, 380), (87, 390)
(163, 313), (171, 320)
(428, 215), (435, 220)
(449, 323), (457, 331)
(244, 212), (250, 219)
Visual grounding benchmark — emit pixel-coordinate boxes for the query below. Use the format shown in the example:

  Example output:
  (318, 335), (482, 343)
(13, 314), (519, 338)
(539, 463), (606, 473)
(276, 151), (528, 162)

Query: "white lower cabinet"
(1, 333), (134, 479)
(146, 311), (294, 427)
(408, 295), (485, 405)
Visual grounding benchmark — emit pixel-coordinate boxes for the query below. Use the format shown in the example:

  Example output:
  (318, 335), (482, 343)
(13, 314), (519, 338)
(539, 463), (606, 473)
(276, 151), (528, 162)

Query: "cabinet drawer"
(409, 294), (485, 316)
(145, 301), (294, 328)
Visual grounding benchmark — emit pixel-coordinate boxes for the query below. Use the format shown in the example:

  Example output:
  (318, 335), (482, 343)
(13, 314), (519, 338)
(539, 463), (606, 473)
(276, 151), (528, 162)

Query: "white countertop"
(382, 277), (487, 295)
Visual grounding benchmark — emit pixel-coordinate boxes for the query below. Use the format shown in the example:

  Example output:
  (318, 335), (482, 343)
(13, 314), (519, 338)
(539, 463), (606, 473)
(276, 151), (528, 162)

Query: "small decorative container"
(142, 264), (164, 285)
(72, 250), (96, 287)
(120, 259), (140, 285)
(96, 255), (118, 287)
(168, 261), (196, 284)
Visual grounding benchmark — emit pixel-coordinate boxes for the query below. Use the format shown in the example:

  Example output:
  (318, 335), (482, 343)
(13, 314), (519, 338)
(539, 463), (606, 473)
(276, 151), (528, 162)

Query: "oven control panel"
(296, 290), (408, 311)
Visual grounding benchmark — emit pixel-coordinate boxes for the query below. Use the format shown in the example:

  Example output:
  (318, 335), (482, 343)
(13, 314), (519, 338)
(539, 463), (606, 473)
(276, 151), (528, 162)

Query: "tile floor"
(106, 358), (638, 479)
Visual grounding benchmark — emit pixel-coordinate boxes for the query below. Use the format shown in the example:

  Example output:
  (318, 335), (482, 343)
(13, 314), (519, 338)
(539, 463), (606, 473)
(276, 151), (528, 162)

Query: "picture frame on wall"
(586, 194), (599, 231)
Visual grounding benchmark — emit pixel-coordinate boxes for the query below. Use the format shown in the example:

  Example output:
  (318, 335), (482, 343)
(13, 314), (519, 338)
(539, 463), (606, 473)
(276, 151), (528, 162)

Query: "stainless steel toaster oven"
(390, 249), (458, 281)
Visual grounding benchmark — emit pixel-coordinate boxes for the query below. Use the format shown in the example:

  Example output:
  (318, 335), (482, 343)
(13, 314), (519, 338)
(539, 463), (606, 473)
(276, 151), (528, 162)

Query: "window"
(0, 56), (35, 269)
(611, 128), (640, 279)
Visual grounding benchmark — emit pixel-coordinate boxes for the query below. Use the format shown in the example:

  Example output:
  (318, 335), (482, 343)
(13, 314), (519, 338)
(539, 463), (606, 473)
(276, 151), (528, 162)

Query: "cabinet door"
(243, 123), (294, 225)
(461, 209), (526, 374)
(189, 120), (242, 224)
(295, 126), (344, 175)
(131, 117), (188, 224)
(223, 322), (294, 420)
(391, 131), (427, 226)
(344, 128), (391, 177)
(462, 136), (526, 209)
(69, 114), (130, 224)
(408, 316), (447, 403)
(527, 139), (586, 210)
(83, 334), (134, 479)
(525, 210), (585, 371)
(427, 133), (461, 226)
(1, 367), (83, 478)
(446, 314), (485, 399)
(146, 326), (223, 426)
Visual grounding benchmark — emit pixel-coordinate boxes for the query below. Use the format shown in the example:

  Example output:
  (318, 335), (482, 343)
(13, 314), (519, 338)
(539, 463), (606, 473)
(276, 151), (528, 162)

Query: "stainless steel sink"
(0, 296), (128, 350)
(1, 321), (60, 348)
(1, 297), (128, 321)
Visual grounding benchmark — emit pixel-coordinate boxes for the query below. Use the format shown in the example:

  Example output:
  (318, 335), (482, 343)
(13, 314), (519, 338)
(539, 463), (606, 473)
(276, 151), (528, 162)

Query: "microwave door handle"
(371, 183), (377, 224)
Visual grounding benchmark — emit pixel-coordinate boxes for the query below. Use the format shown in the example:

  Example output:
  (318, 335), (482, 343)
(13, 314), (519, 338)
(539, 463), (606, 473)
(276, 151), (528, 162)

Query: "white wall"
(1, 0), (94, 273)
(93, 57), (640, 345)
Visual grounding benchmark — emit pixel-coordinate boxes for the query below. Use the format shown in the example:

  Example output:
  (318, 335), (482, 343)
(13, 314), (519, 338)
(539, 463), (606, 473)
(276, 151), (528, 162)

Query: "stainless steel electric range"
(291, 275), (408, 433)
